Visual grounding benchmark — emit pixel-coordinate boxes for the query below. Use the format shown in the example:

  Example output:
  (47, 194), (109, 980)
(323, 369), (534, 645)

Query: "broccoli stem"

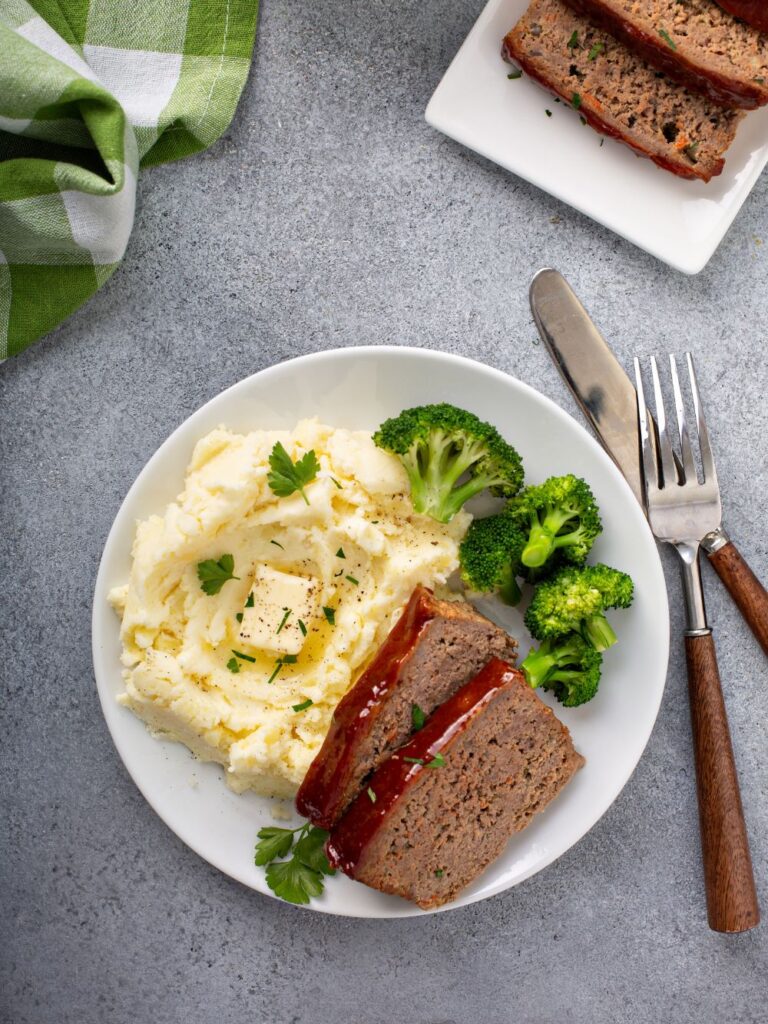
(521, 644), (558, 689)
(521, 506), (575, 567)
(521, 635), (590, 688)
(499, 569), (522, 606)
(408, 436), (493, 522)
(582, 612), (617, 652)
(521, 524), (555, 568)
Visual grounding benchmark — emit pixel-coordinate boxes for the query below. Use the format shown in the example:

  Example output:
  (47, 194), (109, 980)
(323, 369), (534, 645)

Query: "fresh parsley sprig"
(255, 822), (335, 905)
(197, 554), (239, 595)
(267, 443), (320, 505)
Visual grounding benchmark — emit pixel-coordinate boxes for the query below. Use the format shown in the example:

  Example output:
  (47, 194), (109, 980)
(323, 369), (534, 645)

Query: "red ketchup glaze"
(501, 45), (722, 181)
(326, 658), (520, 876)
(296, 586), (441, 828)
(717, 0), (768, 33)
(562, 0), (766, 109)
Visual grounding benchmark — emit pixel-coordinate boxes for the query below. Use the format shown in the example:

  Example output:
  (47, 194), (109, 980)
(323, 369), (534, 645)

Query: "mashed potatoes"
(110, 419), (469, 797)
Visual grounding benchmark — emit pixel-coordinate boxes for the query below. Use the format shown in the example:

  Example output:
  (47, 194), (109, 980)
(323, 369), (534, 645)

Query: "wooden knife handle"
(708, 542), (768, 657)
(685, 632), (760, 933)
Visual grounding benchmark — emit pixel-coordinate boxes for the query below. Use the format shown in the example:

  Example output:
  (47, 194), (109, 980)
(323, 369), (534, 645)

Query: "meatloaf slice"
(561, 0), (768, 109)
(503, 0), (745, 182)
(327, 659), (584, 909)
(715, 0), (768, 34)
(296, 586), (517, 829)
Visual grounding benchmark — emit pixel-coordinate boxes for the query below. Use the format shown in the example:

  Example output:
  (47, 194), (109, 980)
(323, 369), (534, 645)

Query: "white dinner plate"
(92, 346), (669, 918)
(425, 0), (768, 274)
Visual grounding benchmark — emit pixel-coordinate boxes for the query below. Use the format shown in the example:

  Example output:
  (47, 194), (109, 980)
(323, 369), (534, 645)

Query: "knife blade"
(529, 267), (646, 506)
(530, 267), (768, 659)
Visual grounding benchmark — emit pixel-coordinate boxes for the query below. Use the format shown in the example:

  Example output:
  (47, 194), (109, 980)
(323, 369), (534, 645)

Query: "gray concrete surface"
(2, 1), (768, 1021)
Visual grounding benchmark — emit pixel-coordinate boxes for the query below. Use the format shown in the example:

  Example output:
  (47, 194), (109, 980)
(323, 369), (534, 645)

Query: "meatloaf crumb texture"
(715, 0), (768, 34)
(503, 0), (745, 181)
(296, 586), (518, 829)
(327, 660), (584, 910)
(562, 0), (768, 109)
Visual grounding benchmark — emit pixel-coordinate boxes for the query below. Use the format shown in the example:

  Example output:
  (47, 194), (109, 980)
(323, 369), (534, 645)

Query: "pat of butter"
(238, 565), (319, 656)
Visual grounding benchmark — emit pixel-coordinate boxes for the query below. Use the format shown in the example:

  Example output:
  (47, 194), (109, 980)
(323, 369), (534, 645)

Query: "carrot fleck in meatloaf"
(561, 0), (768, 109)
(296, 586), (517, 829)
(327, 659), (584, 910)
(503, 0), (745, 181)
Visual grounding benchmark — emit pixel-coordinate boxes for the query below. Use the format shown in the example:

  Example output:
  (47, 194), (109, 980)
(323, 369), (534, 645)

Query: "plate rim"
(92, 344), (670, 918)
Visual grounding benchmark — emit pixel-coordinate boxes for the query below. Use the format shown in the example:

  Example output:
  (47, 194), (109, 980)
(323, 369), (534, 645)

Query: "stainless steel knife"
(530, 267), (768, 657)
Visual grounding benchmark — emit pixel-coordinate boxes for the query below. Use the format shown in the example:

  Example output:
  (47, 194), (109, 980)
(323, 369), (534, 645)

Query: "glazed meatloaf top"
(715, 0), (768, 34)
(296, 586), (517, 829)
(561, 0), (768, 108)
(327, 659), (585, 910)
(503, 0), (745, 181)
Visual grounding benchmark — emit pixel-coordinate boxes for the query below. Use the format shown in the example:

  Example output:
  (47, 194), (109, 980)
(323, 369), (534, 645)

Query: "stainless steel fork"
(635, 353), (759, 934)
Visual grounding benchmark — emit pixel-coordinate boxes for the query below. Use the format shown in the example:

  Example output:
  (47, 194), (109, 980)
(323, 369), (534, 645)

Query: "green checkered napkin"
(0, 0), (258, 358)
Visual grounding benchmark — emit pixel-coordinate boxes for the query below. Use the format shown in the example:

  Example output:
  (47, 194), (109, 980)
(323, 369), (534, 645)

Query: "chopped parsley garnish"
(292, 698), (313, 713)
(246, 592), (255, 608)
(331, 477), (343, 489)
(545, 109), (552, 117)
(236, 612), (243, 623)
(411, 703), (426, 731)
(403, 753), (445, 768)
(298, 619), (308, 636)
(336, 547), (346, 559)
(322, 606), (336, 626)
(270, 539), (285, 550)
(587, 41), (604, 60)
(571, 92), (582, 109)
(345, 575), (359, 586)
(434, 869), (444, 878)
(266, 663), (282, 685)
(600, 137), (605, 147)
(276, 608), (292, 634)
(658, 27), (676, 50)
(370, 520), (379, 524)
(255, 823), (335, 905)
(197, 554), (239, 595)
(367, 787), (377, 803)
(580, 115), (587, 125)
(267, 442), (320, 504)
(232, 649), (256, 663)
(507, 68), (522, 80)
(226, 657), (240, 674)
(267, 653), (298, 683)
(567, 29), (579, 49)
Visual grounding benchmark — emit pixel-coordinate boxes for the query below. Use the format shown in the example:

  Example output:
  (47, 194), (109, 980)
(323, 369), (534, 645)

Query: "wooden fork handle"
(685, 631), (760, 933)
(707, 542), (768, 658)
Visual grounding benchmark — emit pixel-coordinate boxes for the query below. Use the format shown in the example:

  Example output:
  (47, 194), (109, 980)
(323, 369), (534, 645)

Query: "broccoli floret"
(373, 404), (524, 523)
(459, 511), (526, 604)
(521, 632), (602, 707)
(508, 474), (602, 570)
(524, 563), (634, 652)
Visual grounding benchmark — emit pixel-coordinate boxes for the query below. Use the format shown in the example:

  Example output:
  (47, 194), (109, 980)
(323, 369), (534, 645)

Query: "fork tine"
(670, 354), (697, 484)
(633, 357), (658, 493)
(650, 356), (678, 489)
(686, 352), (718, 487)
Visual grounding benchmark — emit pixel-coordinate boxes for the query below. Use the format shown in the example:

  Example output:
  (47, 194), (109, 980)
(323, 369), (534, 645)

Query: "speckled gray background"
(2, 1), (768, 1022)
